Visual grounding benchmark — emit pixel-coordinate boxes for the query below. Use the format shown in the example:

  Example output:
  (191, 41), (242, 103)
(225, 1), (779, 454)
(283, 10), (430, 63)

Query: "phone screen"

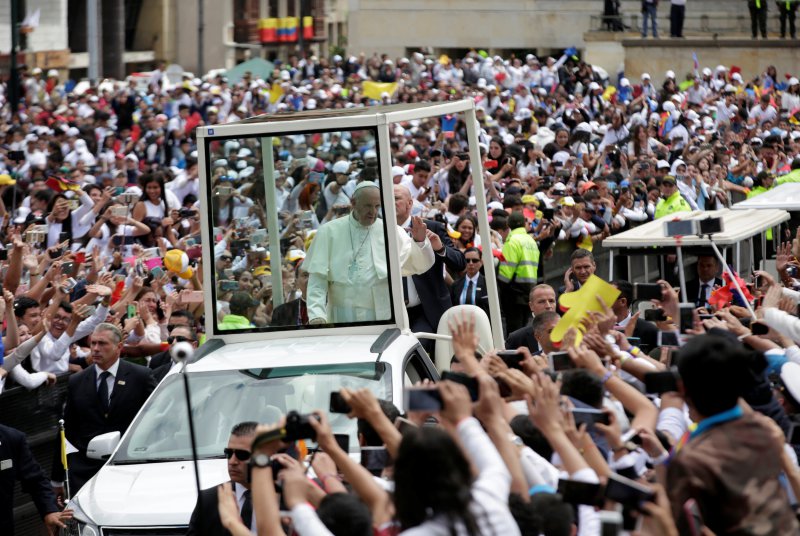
(405, 388), (443, 412)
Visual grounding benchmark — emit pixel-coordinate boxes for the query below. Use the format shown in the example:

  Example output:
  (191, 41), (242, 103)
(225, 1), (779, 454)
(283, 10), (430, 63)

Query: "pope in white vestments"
(303, 182), (434, 323)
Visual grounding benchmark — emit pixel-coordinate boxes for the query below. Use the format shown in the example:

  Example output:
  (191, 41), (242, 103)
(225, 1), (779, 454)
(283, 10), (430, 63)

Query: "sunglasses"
(167, 335), (191, 344)
(220, 256), (232, 261)
(465, 258), (482, 264)
(223, 448), (251, 461)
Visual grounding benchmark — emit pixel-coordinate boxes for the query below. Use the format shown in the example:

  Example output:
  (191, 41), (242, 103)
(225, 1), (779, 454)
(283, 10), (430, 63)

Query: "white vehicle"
(66, 101), (502, 534)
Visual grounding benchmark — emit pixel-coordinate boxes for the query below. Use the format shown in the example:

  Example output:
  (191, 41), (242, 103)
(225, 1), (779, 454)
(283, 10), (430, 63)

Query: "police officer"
(499, 212), (540, 334)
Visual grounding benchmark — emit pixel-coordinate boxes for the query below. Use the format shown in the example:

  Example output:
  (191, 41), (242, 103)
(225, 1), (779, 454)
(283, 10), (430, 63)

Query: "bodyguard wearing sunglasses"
(151, 325), (197, 383)
(450, 247), (490, 319)
(187, 422), (258, 536)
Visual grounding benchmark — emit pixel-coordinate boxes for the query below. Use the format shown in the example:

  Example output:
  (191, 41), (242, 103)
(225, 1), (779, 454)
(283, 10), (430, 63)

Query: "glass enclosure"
(204, 127), (396, 333)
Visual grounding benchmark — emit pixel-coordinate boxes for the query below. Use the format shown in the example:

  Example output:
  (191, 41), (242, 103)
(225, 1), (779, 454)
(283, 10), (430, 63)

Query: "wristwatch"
(247, 453), (271, 483)
(249, 453), (271, 468)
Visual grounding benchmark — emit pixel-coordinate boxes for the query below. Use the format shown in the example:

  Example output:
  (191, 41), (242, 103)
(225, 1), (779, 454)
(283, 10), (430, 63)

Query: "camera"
(283, 410), (319, 441)
(179, 208), (197, 219)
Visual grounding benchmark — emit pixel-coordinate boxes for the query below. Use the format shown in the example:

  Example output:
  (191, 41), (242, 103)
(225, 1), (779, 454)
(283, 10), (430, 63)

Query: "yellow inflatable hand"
(551, 275), (620, 348)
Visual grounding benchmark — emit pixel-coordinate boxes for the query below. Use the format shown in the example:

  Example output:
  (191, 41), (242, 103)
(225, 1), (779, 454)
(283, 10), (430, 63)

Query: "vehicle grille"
(102, 528), (188, 536)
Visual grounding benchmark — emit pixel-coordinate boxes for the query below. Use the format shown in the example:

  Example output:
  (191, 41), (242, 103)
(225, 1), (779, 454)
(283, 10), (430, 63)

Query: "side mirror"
(86, 431), (121, 460)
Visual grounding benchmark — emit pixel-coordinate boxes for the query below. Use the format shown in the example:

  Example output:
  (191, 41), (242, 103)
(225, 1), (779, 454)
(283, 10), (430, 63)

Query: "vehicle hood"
(72, 459), (228, 527)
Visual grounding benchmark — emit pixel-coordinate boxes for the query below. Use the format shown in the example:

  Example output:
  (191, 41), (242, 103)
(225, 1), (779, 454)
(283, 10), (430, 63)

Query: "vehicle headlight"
(63, 499), (99, 536)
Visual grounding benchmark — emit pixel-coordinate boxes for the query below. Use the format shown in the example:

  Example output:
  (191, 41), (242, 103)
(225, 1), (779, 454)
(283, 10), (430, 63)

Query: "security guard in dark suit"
(1, 424), (69, 535)
(53, 323), (156, 496)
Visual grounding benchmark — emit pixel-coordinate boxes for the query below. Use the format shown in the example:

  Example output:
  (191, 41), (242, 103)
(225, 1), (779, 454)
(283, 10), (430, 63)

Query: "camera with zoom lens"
(283, 410), (319, 441)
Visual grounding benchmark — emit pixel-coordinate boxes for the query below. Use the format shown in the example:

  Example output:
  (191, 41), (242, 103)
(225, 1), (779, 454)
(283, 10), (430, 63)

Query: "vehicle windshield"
(113, 362), (391, 462)
(205, 127), (396, 335)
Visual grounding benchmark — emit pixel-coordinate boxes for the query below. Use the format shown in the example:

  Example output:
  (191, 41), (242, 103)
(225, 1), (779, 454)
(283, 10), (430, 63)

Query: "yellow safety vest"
(654, 191), (692, 219)
(499, 227), (540, 284)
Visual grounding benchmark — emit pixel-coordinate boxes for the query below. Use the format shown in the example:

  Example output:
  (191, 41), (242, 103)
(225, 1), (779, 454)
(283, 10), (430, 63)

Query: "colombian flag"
(303, 16), (314, 40)
(260, 18), (278, 43)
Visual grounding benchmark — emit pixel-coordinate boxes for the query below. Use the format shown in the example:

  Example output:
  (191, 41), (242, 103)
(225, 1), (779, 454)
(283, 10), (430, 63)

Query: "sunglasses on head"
(465, 258), (481, 264)
(223, 448), (251, 461)
(167, 335), (191, 344)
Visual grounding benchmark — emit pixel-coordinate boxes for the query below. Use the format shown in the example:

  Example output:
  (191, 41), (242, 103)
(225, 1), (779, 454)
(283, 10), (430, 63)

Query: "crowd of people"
(3, 46), (800, 535)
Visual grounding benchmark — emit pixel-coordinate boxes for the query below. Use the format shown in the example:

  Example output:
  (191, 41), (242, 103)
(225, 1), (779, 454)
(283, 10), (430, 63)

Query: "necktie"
(98, 371), (111, 413)
(698, 284), (709, 307)
(241, 489), (253, 529)
(465, 281), (474, 305)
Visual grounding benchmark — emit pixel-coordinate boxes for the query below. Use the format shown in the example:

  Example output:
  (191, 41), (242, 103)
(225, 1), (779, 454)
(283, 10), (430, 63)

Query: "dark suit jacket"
(186, 485), (230, 536)
(407, 219), (466, 331)
(56, 359), (157, 491)
(685, 276), (724, 306)
(271, 298), (304, 327)
(0, 425), (59, 536)
(504, 324), (541, 355)
(450, 274), (490, 318)
(148, 350), (171, 370)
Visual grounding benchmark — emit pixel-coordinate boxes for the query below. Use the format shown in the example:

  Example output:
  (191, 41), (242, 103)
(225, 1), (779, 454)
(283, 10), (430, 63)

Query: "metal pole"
(87, 0), (102, 82)
(261, 138), (283, 306)
(198, 0), (204, 75)
(9, 0), (20, 115)
(608, 249), (614, 280)
(676, 246), (688, 303)
(297, 0), (305, 56)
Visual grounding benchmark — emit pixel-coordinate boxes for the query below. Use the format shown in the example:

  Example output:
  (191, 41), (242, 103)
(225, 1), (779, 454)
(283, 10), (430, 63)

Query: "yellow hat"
(253, 265), (271, 277)
(0, 174), (16, 186)
(521, 194), (539, 206)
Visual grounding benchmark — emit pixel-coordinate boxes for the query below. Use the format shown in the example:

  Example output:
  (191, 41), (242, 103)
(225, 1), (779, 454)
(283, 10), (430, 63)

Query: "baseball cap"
(661, 175), (677, 185)
(657, 160), (671, 170)
(332, 160), (350, 174)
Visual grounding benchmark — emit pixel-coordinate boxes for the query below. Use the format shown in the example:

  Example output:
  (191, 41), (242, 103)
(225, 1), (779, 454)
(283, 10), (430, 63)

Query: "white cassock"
(303, 215), (434, 323)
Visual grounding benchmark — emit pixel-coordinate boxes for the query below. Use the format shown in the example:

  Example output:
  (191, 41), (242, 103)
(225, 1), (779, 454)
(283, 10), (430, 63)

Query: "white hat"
(306, 98), (317, 110)
(514, 108), (532, 121)
(790, 77), (799, 86)
(620, 78), (630, 87)
(552, 182), (567, 192)
(656, 160), (671, 170)
(391, 166), (405, 178)
(666, 70), (675, 79)
(332, 160), (350, 174)
(237, 148), (252, 158)
(663, 101), (676, 113)
(641, 73), (651, 80)
(66, 127), (80, 137)
(732, 73), (743, 83)
(724, 84), (736, 93)
(589, 81), (601, 91)
(239, 166), (255, 179)
(702, 67), (712, 76)
(280, 71), (290, 80)
(552, 151), (571, 166)
(575, 122), (592, 133)
(715, 64), (727, 72)
(47, 69), (58, 78)
(364, 149), (377, 160)
(124, 153), (139, 163)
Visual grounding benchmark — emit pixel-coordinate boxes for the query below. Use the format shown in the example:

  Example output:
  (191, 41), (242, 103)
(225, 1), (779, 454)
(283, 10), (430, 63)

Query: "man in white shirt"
(31, 285), (112, 374)
(749, 93), (778, 126)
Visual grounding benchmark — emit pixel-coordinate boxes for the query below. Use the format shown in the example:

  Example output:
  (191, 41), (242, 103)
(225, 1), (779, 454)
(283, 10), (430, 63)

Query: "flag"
(269, 83), (283, 104)
(302, 16), (314, 40)
(260, 18), (278, 43)
(362, 81), (398, 101)
(692, 52), (699, 73)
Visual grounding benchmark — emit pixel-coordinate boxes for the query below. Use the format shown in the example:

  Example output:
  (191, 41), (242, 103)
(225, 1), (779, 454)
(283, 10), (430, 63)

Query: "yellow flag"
(269, 84), (283, 105)
(60, 428), (69, 470)
(362, 81), (398, 101)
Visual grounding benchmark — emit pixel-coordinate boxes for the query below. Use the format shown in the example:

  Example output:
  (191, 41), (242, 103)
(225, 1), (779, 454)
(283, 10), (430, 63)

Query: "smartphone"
(333, 433), (350, 453)
(59, 232), (70, 243)
(151, 266), (164, 279)
(48, 248), (63, 260)
(634, 283), (663, 301)
(548, 351), (574, 372)
(110, 205), (128, 218)
(626, 337), (641, 347)
(657, 331), (680, 347)
(62, 261), (75, 274)
(62, 277), (78, 292)
(679, 303), (694, 334)
(360, 447), (390, 474)
(571, 408), (611, 426)
(329, 392), (352, 414)
(751, 322), (769, 336)
(557, 479), (603, 506)
(597, 510), (624, 536)
(664, 219), (696, 238)
(180, 290), (204, 303)
(405, 387), (443, 412)
(219, 280), (240, 292)
(0, 249), (7, 261)
(394, 416), (418, 434)
(541, 207), (555, 220)
(127, 304), (137, 320)
(604, 472), (656, 511)
(441, 370), (479, 401)
(497, 350), (524, 370)
(683, 498), (705, 536)
(644, 370), (680, 394)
